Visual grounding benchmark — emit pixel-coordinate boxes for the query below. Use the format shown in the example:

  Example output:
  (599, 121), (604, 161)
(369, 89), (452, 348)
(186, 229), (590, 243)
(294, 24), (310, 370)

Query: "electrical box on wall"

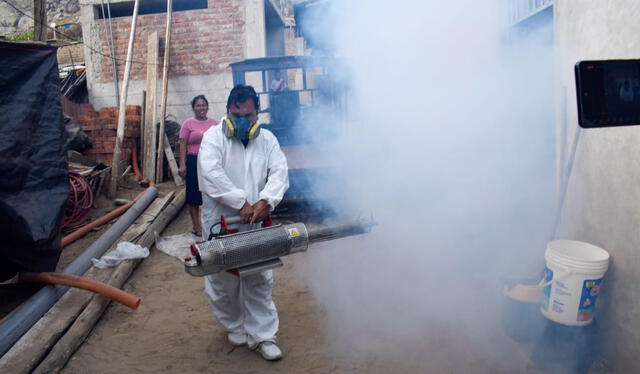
(575, 60), (640, 128)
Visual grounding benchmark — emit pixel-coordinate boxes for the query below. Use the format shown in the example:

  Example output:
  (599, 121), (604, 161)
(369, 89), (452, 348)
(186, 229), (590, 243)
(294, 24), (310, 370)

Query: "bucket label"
(577, 278), (603, 322)
(542, 266), (553, 311)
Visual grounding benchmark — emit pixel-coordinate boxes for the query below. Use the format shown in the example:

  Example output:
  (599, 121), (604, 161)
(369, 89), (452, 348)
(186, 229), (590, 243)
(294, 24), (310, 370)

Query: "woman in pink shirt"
(179, 95), (217, 236)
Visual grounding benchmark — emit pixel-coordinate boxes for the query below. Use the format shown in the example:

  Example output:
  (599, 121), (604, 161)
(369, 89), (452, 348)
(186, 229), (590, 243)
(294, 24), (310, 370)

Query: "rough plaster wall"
(555, 0), (640, 370)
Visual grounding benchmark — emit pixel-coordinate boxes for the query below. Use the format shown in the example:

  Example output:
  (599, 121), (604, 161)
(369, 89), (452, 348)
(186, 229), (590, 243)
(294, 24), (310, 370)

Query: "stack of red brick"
(76, 105), (142, 165)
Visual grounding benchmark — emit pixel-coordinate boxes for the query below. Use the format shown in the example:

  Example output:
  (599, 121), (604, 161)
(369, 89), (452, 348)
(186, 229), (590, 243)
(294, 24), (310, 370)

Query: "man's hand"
(250, 199), (271, 224)
(240, 201), (254, 223)
(178, 165), (186, 178)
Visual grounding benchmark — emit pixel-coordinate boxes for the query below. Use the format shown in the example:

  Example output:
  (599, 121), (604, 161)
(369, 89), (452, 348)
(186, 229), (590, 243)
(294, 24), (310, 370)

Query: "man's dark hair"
(226, 85), (260, 111)
(191, 94), (208, 108)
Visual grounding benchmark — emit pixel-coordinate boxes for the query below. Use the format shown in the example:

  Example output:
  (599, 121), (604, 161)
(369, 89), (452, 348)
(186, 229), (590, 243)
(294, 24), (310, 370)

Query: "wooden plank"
(108, 0), (141, 198)
(163, 134), (184, 186)
(31, 191), (186, 374)
(155, 0), (174, 184)
(140, 90), (146, 168)
(143, 32), (159, 181)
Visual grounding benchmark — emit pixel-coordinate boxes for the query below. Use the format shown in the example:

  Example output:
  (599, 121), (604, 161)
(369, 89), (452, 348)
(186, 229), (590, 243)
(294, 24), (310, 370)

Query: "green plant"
(6, 32), (34, 41)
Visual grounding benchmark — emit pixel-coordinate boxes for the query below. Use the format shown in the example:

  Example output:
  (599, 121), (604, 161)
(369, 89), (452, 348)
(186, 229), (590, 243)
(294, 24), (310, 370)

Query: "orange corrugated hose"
(131, 144), (143, 180)
(61, 189), (147, 248)
(20, 272), (141, 309)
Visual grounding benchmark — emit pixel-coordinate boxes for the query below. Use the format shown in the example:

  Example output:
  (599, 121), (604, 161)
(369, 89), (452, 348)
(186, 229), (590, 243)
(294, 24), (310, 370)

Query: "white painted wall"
(555, 0), (640, 370)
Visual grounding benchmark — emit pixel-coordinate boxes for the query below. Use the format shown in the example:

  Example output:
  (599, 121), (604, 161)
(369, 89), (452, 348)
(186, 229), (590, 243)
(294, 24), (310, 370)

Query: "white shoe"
(257, 342), (282, 361)
(227, 332), (247, 346)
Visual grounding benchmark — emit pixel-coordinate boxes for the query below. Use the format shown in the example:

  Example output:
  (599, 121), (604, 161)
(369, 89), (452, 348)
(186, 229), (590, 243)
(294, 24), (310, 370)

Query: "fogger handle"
(224, 216), (242, 225)
(223, 216), (271, 225)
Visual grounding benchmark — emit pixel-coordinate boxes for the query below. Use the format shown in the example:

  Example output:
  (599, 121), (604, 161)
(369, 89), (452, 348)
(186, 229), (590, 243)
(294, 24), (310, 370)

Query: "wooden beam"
(163, 134), (184, 186)
(143, 32), (159, 181)
(32, 0), (46, 41)
(107, 0), (141, 198)
(155, 0), (173, 184)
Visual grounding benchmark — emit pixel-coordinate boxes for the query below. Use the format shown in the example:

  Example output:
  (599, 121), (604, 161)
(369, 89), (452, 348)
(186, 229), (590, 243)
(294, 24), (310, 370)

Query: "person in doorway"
(178, 94), (218, 237)
(197, 85), (289, 361)
(270, 70), (287, 92)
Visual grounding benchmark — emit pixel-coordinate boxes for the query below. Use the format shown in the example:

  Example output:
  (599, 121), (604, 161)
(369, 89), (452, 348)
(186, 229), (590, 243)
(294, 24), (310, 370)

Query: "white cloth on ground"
(154, 232), (194, 262)
(91, 241), (149, 269)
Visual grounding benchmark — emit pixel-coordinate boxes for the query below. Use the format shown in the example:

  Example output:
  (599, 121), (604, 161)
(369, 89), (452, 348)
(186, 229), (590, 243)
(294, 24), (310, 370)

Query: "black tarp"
(0, 42), (68, 280)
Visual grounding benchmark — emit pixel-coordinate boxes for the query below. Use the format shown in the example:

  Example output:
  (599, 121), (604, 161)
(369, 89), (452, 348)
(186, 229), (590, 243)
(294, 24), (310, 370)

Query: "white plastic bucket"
(540, 240), (610, 326)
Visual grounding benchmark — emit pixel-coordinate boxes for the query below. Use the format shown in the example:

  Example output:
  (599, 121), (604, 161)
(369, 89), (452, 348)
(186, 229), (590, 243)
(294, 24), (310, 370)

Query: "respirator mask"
(223, 117), (261, 144)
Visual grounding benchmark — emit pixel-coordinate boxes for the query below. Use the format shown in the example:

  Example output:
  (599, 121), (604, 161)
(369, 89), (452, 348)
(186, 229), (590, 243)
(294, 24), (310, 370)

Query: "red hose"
(62, 170), (94, 229)
(131, 144), (143, 180)
(61, 189), (147, 248)
(20, 272), (141, 309)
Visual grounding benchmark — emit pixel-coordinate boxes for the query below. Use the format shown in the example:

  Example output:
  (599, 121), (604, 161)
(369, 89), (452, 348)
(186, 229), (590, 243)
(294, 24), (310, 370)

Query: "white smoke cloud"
(291, 0), (557, 371)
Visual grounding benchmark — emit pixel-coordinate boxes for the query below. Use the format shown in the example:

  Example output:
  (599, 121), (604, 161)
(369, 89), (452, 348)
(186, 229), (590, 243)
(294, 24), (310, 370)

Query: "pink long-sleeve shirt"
(179, 118), (218, 155)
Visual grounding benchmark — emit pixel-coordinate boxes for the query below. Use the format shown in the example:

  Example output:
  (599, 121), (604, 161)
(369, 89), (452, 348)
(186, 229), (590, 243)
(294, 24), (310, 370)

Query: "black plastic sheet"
(0, 42), (69, 280)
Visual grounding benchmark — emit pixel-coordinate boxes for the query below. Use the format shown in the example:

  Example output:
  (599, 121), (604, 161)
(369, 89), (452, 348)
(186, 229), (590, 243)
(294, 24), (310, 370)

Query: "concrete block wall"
(554, 0), (640, 371)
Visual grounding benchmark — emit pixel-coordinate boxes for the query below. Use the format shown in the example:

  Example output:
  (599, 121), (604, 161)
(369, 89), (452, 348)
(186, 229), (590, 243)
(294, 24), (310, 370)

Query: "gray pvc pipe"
(0, 186), (158, 358)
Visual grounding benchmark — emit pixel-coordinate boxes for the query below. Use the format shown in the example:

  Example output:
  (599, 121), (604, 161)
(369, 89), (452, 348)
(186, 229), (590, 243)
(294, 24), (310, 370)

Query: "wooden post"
(155, 0), (173, 184)
(107, 0), (140, 198)
(163, 134), (184, 186)
(143, 32), (159, 181)
(140, 90), (146, 168)
(32, 0), (46, 41)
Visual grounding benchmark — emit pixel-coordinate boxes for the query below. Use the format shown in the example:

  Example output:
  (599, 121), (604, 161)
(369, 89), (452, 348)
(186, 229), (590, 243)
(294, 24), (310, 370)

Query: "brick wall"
(94, 0), (246, 84)
(75, 105), (142, 165)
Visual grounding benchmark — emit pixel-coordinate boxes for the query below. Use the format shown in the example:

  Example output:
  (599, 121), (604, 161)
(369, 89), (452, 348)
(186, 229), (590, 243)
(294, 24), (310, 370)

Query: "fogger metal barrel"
(184, 219), (373, 276)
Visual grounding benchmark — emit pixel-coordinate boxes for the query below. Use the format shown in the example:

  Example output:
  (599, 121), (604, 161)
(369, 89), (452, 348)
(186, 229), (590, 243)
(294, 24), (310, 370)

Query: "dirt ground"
(53, 189), (532, 374)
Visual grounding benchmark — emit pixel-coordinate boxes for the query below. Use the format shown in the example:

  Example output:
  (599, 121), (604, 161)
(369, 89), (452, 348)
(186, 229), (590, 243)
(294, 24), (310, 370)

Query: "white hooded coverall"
(197, 119), (289, 348)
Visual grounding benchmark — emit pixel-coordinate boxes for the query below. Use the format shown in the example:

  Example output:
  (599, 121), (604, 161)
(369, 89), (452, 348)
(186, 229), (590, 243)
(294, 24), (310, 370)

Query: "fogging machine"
(184, 216), (375, 277)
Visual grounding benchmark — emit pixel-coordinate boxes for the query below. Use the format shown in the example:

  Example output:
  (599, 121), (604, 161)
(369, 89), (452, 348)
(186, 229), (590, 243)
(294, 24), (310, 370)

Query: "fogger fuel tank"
(184, 219), (373, 277)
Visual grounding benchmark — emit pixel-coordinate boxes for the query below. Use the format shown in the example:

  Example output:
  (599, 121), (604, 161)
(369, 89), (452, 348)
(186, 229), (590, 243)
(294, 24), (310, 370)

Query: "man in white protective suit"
(197, 84), (289, 361)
